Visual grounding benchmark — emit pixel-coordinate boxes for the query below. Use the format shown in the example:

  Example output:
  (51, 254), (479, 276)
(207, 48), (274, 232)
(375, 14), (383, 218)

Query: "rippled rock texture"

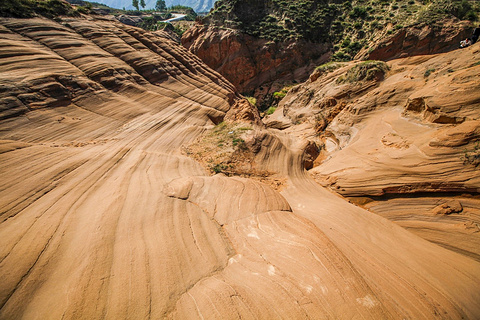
(266, 44), (480, 265)
(1, 16), (480, 319)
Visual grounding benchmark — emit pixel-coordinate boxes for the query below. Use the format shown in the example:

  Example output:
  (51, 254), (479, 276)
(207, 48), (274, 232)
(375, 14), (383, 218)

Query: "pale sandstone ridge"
(266, 43), (480, 263)
(269, 47), (480, 197)
(1, 15), (480, 320)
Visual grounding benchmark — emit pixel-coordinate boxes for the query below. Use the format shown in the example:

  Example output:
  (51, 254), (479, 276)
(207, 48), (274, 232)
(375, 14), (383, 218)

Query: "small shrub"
(337, 60), (389, 83)
(315, 62), (343, 73)
(462, 142), (480, 166)
(266, 106), (277, 115)
(331, 50), (351, 62)
(341, 37), (351, 48)
(349, 6), (368, 19)
(353, 21), (363, 29)
(211, 163), (229, 174)
(273, 91), (286, 100)
(424, 68), (435, 78)
(245, 96), (257, 106)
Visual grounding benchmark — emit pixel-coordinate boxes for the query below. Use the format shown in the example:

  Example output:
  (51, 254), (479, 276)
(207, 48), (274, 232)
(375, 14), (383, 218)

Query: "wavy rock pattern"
(1, 16), (480, 319)
(272, 48), (480, 197)
(266, 43), (480, 274)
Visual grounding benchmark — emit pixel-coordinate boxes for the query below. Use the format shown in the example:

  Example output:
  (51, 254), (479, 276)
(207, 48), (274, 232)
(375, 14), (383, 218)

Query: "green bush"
(245, 96), (257, 106)
(273, 91), (286, 100)
(341, 37), (351, 48)
(266, 106), (277, 115)
(349, 6), (368, 19)
(337, 60), (389, 83)
(424, 68), (435, 78)
(315, 62), (343, 73)
(331, 50), (351, 62)
(211, 163), (229, 173)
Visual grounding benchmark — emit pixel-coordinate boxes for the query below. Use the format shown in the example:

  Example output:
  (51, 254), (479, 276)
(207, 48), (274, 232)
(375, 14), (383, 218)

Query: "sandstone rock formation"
(182, 23), (329, 97)
(358, 19), (473, 61)
(1, 14), (480, 320)
(265, 42), (480, 264)
(182, 0), (477, 108)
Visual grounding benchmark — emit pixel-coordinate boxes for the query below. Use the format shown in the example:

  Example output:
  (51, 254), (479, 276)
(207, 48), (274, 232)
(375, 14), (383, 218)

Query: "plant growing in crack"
(462, 141), (480, 167)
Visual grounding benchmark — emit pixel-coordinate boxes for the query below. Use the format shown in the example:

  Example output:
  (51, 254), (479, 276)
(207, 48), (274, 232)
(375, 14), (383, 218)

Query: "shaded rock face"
(182, 24), (330, 95)
(224, 98), (262, 125)
(359, 21), (473, 61)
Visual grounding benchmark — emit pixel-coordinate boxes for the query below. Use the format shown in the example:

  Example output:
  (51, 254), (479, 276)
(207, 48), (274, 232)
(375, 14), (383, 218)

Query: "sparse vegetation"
(204, 0), (479, 62)
(183, 122), (252, 175)
(265, 106), (277, 115)
(337, 60), (389, 83)
(462, 142), (480, 166)
(1, 0), (77, 18)
(183, 122), (285, 189)
(417, 0), (479, 24)
(245, 96), (257, 106)
(315, 62), (344, 74)
(424, 68), (435, 78)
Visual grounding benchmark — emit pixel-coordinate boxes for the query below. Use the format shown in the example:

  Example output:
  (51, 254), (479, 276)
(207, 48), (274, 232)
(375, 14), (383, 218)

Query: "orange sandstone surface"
(0, 16), (480, 319)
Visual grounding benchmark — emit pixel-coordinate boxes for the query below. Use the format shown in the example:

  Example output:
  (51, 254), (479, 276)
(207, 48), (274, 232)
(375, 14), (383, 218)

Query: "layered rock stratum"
(266, 44), (480, 264)
(1, 13), (480, 320)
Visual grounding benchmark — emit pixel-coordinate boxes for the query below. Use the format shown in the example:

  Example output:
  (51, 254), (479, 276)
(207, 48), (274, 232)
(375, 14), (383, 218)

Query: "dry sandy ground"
(1, 16), (480, 319)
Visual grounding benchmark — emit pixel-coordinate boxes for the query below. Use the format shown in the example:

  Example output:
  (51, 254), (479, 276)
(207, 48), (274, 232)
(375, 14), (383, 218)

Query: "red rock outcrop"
(358, 20), (473, 61)
(182, 24), (330, 95)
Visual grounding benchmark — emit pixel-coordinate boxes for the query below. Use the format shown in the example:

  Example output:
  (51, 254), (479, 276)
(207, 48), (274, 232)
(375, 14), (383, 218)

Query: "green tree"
(132, 0), (139, 10)
(140, 0), (145, 9)
(155, 0), (166, 11)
